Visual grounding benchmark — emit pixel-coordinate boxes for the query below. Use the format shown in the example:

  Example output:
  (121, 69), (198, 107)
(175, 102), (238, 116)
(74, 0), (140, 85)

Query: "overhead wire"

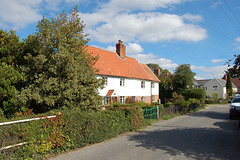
(223, 0), (240, 28)
(216, 1), (240, 33)
(155, 0), (237, 42)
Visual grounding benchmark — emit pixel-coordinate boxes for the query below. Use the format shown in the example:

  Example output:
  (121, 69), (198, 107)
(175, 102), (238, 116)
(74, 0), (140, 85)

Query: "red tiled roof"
(232, 78), (240, 88)
(86, 46), (160, 82)
(140, 63), (160, 82)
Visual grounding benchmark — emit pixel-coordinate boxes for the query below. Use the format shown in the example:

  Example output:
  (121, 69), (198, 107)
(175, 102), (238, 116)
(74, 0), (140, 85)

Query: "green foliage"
(0, 63), (24, 117)
(0, 29), (24, 66)
(173, 64), (196, 93)
(158, 72), (174, 104)
(146, 63), (162, 72)
(181, 88), (206, 103)
(0, 106), (145, 159)
(226, 72), (233, 97)
(20, 8), (103, 113)
(228, 54), (240, 78)
(170, 92), (185, 104)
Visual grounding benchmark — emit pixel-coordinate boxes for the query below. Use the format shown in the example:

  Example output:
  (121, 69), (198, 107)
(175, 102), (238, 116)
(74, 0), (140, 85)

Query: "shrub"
(181, 88), (206, 103)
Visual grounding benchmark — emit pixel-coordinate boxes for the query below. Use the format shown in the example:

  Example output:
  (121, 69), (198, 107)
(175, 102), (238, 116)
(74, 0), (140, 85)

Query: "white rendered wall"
(97, 76), (158, 97)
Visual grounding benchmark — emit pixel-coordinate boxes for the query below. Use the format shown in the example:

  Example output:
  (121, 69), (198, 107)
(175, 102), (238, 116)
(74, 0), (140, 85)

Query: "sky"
(1, 0), (240, 80)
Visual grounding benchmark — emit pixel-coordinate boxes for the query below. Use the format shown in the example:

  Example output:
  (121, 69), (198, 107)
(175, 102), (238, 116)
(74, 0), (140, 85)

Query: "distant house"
(86, 40), (160, 105)
(231, 78), (240, 92)
(195, 78), (237, 99)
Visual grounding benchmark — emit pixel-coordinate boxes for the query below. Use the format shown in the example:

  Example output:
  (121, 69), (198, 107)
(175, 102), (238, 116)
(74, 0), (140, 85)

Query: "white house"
(195, 78), (237, 99)
(86, 40), (160, 105)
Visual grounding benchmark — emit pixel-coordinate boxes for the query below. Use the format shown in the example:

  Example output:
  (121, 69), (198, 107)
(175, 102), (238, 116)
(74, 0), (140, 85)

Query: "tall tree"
(226, 72), (233, 97)
(228, 54), (240, 78)
(158, 71), (174, 104)
(173, 64), (196, 93)
(0, 30), (25, 117)
(20, 7), (103, 113)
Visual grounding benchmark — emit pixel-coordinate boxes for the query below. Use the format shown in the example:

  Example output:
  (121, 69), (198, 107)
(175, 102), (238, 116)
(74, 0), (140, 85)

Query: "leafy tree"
(173, 64), (196, 93)
(20, 8), (103, 113)
(0, 29), (25, 66)
(170, 92), (185, 104)
(147, 63), (162, 72)
(0, 63), (23, 117)
(227, 54), (240, 78)
(158, 71), (174, 104)
(0, 30), (25, 117)
(181, 88), (206, 103)
(226, 72), (233, 97)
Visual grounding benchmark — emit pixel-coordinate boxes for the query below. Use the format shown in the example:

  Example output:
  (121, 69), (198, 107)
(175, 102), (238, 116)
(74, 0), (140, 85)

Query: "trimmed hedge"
(0, 107), (145, 159)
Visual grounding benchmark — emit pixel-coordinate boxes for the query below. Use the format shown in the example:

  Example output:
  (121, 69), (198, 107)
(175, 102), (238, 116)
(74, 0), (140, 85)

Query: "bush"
(181, 88), (206, 103)
(0, 106), (145, 159)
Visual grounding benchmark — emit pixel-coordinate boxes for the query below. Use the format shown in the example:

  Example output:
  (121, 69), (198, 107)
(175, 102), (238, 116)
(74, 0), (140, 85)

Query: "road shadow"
(188, 110), (229, 120)
(128, 124), (240, 160)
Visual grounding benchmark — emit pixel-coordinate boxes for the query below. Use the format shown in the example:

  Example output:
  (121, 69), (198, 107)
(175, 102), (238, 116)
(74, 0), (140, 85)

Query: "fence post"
(157, 106), (159, 119)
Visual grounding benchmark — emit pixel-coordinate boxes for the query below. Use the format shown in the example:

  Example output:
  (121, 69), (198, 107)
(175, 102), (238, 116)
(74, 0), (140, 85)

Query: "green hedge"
(0, 107), (145, 159)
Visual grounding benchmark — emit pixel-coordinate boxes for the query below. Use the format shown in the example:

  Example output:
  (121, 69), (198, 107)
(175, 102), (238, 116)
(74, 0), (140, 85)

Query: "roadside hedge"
(0, 107), (145, 159)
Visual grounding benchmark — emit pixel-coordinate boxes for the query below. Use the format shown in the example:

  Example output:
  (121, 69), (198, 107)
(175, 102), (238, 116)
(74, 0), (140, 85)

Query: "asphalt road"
(50, 104), (240, 160)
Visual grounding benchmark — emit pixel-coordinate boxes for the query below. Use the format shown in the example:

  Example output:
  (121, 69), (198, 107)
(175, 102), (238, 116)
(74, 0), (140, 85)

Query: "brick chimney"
(154, 67), (161, 77)
(116, 40), (126, 59)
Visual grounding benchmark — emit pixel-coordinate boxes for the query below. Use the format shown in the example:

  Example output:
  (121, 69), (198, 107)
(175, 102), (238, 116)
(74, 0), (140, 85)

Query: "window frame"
(120, 78), (125, 87)
(141, 81), (145, 88)
(120, 96), (125, 104)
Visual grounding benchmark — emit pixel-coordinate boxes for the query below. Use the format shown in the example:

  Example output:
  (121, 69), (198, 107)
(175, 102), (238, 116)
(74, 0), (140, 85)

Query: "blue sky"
(1, 0), (240, 79)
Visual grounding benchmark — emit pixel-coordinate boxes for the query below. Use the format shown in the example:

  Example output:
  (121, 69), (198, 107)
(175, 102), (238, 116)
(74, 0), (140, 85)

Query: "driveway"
(50, 104), (240, 160)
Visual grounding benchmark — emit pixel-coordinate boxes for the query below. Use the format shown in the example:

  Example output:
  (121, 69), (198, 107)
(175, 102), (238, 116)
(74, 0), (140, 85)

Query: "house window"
(104, 77), (108, 85)
(151, 82), (154, 88)
(120, 79), (125, 87)
(151, 95), (155, 102)
(104, 96), (110, 105)
(141, 81), (145, 88)
(120, 96), (125, 103)
(141, 96), (145, 102)
(213, 86), (217, 90)
(102, 76), (108, 86)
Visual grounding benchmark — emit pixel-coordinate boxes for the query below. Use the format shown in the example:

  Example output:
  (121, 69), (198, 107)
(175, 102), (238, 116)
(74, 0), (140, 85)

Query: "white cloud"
(129, 53), (178, 70)
(192, 65), (228, 79)
(211, 59), (225, 63)
(84, 12), (207, 43)
(235, 37), (240, 43)
(0, 0), (43, 29)
(127, 43), (144, 54)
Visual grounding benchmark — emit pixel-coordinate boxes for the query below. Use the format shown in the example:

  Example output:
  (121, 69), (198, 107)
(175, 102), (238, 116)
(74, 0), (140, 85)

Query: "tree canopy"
(173, 64), (196, 93)
(20, 8), (103, 113)
(228, 54), (240, 78)
(226, 72), (233, 97)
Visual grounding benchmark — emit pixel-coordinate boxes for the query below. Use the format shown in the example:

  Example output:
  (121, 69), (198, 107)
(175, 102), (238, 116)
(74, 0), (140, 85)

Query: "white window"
(104, 96), (110, 105)
(120, 79), (125, 87)
(120, 96), (125, 103)
(104, 77), (108, 85)
(141, 96), (145, 102)
(213, 86), (217, 90)
(151, 82), (154, 88)
(151, 95), (155, 102)
(141, 81), (145, 88)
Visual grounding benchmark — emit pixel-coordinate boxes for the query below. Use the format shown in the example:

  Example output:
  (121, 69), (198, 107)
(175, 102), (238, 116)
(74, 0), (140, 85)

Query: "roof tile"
(86, 46), (160, 82)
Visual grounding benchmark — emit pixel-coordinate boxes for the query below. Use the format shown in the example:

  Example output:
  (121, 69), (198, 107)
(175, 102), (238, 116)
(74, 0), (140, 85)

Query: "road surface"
(51, 104), (240, 160)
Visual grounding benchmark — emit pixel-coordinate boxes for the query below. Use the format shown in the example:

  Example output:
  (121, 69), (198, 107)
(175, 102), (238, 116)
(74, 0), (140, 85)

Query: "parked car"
(229, 94), (240, 119)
